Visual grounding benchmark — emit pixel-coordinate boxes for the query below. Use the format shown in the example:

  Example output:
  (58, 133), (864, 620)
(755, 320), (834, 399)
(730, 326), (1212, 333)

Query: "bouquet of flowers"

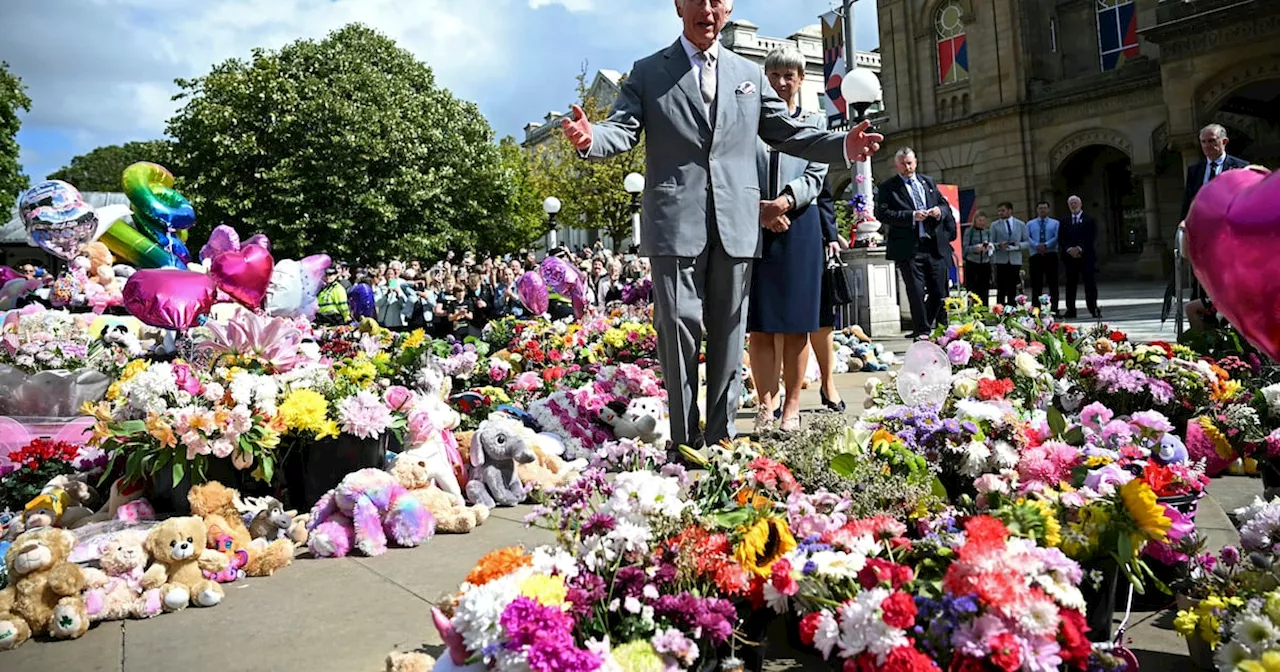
(0, 438), (92, 510)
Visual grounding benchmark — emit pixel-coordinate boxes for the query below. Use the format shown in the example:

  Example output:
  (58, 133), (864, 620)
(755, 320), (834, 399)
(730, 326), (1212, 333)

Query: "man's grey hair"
(764, 46), (806, 76)
(676, 0), (734, 10)
(1068, 194), (1082, 204)
(1200, 123), (1228, 140)
(894, 147), (916, 161)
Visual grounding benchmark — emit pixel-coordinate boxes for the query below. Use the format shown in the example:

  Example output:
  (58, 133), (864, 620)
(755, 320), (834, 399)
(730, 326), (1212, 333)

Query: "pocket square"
(735, 81), (755, 95)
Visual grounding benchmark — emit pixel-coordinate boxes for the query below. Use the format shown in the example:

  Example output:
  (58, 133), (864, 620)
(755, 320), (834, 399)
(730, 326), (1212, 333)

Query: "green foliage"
(490, 137), (553, 253)
(167, 23), (522, 263)
(0, 61), (31, 211)
(47, 140), (174, 192)
(526, 67), (646, 250)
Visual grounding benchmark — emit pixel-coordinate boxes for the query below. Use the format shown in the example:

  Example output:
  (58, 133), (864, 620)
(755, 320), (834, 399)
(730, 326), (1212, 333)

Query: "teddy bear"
(68, 477), (149, 530)
(141, 516), (228, 612)
(465, 418), (537, 509)
(0, 527), (90, 649)
(81, 530), (163, 622)
(511, 427), (582, 493)
(390, 450), (489, 534)
(40, 475), (99, 528)
(306, 469), (435, 558)
(599, 396), (670, 446)
(188, 482), (294, 577)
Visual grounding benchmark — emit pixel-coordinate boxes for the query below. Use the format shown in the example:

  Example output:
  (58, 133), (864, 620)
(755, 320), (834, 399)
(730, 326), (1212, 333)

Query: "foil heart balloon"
(209, 243), (274, 309)
(1185, 165), (1280, 360)
(122, 269), (217, 330)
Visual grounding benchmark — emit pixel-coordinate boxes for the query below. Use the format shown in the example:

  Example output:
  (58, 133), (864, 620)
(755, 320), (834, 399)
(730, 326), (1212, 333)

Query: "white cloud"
(529, 0), (596, 10)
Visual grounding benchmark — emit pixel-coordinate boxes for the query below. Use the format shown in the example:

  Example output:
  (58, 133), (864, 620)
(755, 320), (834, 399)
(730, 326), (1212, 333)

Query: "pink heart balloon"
(123, 269), (217, 330)
(209, 243), (275, 309)
(1185, 165), (1280, 360)
(199, 225), (241, 262)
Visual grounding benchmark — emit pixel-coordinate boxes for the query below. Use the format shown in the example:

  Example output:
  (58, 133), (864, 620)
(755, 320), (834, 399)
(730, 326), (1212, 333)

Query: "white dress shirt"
(1203, 156), (1223, 186)
(679, 35), (719, 115)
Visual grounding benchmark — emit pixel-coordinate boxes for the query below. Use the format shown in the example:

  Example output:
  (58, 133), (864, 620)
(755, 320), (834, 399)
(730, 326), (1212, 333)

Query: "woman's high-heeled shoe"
(753, 408), (775, 435)
(779, 415), (801, 432)
(820, 390), (846, 413)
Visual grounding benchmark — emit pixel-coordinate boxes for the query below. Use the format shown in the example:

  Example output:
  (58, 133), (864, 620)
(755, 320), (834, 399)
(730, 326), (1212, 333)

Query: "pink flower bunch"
(785, 491), (852, 539)
(1014, 441), (1079, 491)
(594, 363), (665, 400)
(510, 371), (543, 392)
(338, 390), (393, 439)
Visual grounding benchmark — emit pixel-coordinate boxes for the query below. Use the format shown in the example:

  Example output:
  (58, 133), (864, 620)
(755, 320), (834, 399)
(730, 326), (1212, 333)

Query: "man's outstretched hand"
(561, 104), (593, 152)
(844, 119), (884, 163)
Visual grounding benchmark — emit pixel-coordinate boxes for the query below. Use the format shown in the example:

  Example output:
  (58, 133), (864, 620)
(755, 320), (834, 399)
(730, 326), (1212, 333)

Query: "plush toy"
(42, 475), (98, 528)
(306, 469), (435, 558)
(69, 478), (147, 529)
(141, 517), (227, 612)
(244, 496), (294, 542)
(600, 397), (670, 446)
(82, 530), (163, 622)
(0, 527), (90, 649)
(401, 420), (467, 506)
(465, 418), (537, 508)
(22, 490), (68, 529)
(188, 482), (294, 577)
(390, 450), (489, 534)
(512, 427), (582, 493)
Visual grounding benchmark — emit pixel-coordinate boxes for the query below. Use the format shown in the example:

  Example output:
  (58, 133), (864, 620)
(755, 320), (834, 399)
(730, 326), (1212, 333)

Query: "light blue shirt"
(1029, 216), (1059, 255)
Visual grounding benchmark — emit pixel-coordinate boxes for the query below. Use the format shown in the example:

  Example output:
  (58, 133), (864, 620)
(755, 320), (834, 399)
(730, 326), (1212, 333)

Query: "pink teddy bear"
(82, 531), (163, 622)
(305, 468), (435, 558)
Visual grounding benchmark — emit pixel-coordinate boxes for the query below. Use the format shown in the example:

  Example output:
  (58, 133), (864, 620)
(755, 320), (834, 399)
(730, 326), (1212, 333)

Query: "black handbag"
(824, 254), (857, 306)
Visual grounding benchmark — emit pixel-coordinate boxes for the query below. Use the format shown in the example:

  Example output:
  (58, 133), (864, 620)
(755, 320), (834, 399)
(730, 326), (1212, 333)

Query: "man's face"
(895, 154), (917, 178)
(1200, 130), (1227, 160)
(1068, 198), (1082, 214)
(997, 206), (1011, 220)
(1036, 204), (1050, 218)
(676, 0), (731, 50)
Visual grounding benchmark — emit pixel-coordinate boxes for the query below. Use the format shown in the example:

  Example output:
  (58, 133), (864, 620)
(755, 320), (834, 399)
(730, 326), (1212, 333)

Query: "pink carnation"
(339, 391), (393, 439)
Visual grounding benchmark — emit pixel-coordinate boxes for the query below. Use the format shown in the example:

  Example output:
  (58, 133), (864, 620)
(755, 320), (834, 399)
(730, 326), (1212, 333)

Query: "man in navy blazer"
(875, 148), (955, 337)
(1181, 123), (1250, 221)
(1061, 195), (1099, 319)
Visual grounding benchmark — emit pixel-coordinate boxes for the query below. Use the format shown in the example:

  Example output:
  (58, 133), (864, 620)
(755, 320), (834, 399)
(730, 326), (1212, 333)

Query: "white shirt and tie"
(1203, 156), (1224, 185)
(906, 175), (931, 239)
(680, 35), (718, 120)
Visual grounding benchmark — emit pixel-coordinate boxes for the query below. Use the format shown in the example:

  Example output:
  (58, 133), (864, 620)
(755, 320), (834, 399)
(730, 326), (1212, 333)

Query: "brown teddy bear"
(82, 530), (163, 622)
(390, 451), (489, 534)
(141, 517), (228, 611)
(0, 527), (90, 649)
(188, 482), (294, 577)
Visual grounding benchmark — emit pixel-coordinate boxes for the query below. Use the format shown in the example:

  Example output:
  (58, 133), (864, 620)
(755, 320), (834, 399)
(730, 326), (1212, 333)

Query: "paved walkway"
(4, 366), (1251, 671)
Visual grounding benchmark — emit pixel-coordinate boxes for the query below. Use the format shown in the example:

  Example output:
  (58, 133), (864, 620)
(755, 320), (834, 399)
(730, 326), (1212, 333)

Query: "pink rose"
(384, 386), (414, 411)
(172, 363), (203, 396)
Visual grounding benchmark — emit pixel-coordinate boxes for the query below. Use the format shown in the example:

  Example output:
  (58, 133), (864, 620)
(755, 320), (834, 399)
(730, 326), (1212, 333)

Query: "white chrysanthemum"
(1234, 614), (1280, 652)
(1016, 596), (1061, 636)
(960, 441), (992, 477)
(836, 588), (909, 662)
(452, 569), (529, 653)
(808, 549), (868, 580)
(1035, 575), (1086, 611)
(607, 519), (653, 555)
(530, 547), (579, 579)
(1215, 640), (1250, 670)
(606, 471), (689, 522)
(992, 440), (1019, 468)
(763, 581), (790, 614)
(955, 399), (1004, 422)
(812, 609), (840, 660)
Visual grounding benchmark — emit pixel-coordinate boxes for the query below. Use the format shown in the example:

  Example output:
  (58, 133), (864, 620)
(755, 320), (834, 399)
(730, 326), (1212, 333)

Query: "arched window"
(1097, 0), (1139, 71)
(936, 1), (969, 85)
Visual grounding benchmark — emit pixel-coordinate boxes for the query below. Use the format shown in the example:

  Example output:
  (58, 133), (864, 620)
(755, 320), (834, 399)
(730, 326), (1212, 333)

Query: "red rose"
(1110, 330), (1126, 342)
(798, 612), (823, 647)
(989, 633), (1022, 672)
(880, 591), (917, 629)
(858, 558), (899, 589)
(1058, 609), (1092, 670)
(880, 644), (941, 672)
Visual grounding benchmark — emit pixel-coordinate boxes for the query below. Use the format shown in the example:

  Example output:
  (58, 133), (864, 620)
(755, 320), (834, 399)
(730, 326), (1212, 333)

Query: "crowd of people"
(313, 243), (652, 336)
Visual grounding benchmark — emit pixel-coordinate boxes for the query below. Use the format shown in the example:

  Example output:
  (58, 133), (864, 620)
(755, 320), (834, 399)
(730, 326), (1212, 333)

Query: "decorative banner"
(820, 11), (848, 129)
(938, 184), (962, 285)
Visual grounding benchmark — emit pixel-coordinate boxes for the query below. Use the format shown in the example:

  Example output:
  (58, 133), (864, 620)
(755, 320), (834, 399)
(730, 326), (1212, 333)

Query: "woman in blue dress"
(747, 46), (832, 434)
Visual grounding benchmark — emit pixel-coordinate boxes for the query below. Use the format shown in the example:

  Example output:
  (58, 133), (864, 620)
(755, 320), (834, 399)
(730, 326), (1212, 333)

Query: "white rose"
(1262, 383), (1280, 415)
(953, 377), (978, 399)
(1014, 352), (1042, 377)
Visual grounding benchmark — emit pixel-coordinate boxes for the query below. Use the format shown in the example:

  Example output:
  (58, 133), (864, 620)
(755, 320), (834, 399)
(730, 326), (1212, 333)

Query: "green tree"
(482, 136), (547, 254)
(47, 140), (174, 192)
(166, 23), (519, 263)
(0, 61), (31, 210)
(527, 67), (646, 250)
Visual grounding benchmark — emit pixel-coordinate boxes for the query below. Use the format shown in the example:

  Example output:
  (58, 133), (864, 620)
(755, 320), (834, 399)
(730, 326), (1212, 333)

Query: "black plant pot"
(1262, 457), (1280, 491)
(147, 457), (240, 516)
(1080, 559), (1120, 643)
(280, 433), (396, 512)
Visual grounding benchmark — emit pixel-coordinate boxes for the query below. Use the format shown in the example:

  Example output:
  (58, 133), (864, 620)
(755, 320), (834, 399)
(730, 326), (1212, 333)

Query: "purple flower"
(582, 512), (616, 536)
(946, 340), (973, 366)
(1221, 545), (1241, 566)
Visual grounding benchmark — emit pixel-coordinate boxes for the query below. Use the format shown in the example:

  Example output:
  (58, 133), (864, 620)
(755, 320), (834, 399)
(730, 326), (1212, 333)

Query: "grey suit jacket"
(989, 217), (1029, 266)
(584, 39), (849, 259)
(755, 111), (828, 206)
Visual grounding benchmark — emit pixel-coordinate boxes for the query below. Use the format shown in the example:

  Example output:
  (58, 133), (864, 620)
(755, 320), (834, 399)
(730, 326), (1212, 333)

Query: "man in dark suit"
(875, 147), (956, 338)
(1180, 123), (1249, 221)
(1162, 123), (1250, 322)
(1061, 195), (1100, 320)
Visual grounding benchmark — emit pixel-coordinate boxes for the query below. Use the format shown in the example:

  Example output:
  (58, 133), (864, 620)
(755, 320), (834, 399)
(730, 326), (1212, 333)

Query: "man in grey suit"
(562, 0), (882, 449)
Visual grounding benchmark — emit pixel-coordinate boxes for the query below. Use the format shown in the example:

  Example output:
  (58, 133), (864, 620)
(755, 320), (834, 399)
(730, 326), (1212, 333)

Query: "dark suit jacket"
(874, 173), (956, 262)
(817, 185), (839, 244)
(1181, 154), (1249, 220)
(1061, 212), (1098, 263)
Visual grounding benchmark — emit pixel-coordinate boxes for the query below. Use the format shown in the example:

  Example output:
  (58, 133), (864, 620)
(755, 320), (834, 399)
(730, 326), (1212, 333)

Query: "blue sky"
(2, 0), (878, 183)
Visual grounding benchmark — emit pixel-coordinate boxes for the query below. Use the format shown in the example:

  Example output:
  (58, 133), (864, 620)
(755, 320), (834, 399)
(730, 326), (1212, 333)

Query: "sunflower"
(1027, 498), (1062, 547)
(735, 517), (797, 578)
(1118, 479), (1171, 543)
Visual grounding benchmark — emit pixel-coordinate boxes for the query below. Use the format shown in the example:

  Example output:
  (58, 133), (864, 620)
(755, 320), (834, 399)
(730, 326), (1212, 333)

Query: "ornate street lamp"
(543, 196), (562, 251)
(623, 172), (645, 250)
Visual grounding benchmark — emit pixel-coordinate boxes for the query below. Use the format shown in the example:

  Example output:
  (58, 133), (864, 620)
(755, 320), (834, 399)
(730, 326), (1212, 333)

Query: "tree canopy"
(526, 68), (646, 250)
(47, 140), (174, 192)
(0, 61), (31, 210)
(166, 23), (530, 262)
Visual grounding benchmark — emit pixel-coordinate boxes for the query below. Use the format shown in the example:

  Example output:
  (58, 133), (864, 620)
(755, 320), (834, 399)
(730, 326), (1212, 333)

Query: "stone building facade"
(873, 0), (1280, 277)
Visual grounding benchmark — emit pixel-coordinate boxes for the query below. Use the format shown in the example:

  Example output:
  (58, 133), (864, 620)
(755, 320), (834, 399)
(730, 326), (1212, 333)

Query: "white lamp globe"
(841, 68), (882, 106)
(624, 172), (645, 194)
(542, 197), (562, 215)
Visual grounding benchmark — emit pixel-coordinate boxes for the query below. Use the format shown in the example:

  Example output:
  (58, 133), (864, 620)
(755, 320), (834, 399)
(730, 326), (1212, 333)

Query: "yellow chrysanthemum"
(1198, 416), (1235, 460)
(1029, 499), (1062, 547)
(1083, 455), (1113, 468)
(1260, 651), (1280, 672)
(279, 389), (332, 435)
(954, 323), (975, 338)
(118, 359), (149, 383)
(1119, 479), (1171, 543)
(258, 424), (282, 450)
(518, 574), (567, 607)
(735, 517), (797, 578)
(402, 329), (426, 350)
(611, 641), (666, 672)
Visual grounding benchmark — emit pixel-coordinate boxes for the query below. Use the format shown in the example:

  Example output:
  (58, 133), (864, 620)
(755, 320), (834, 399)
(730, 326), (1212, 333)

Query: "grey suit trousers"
(650, 236), (752, 447)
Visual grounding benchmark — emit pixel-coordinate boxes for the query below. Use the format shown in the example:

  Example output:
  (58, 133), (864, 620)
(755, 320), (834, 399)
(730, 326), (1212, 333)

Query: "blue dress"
(747, 109), (832, 334)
